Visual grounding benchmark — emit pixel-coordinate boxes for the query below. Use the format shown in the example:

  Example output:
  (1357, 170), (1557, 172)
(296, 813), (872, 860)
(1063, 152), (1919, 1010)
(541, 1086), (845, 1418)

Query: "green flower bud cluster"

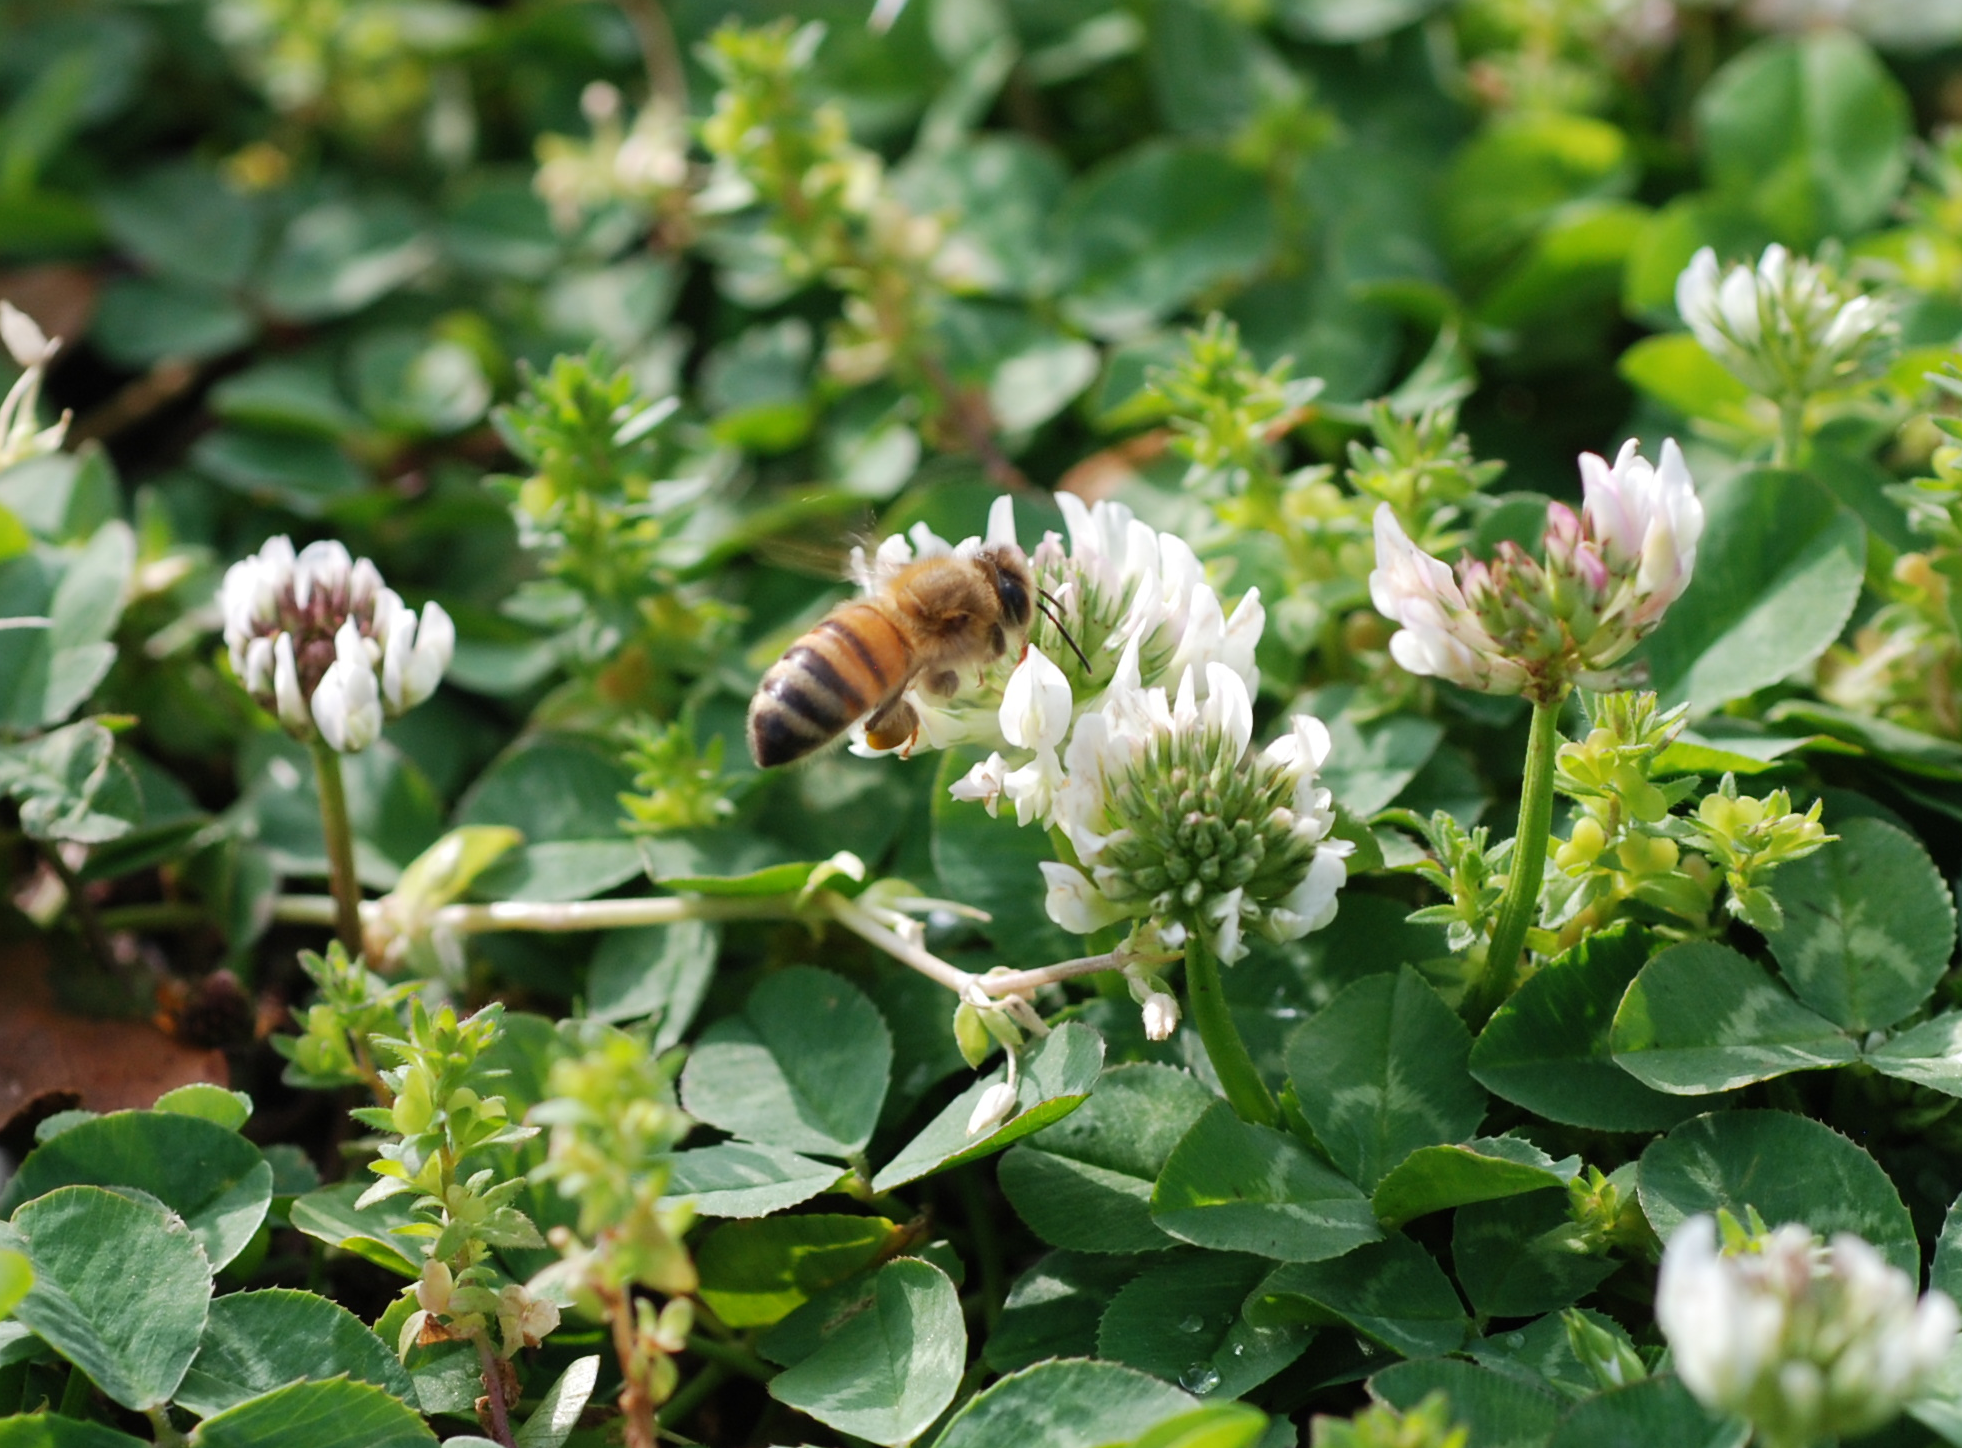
(273, 941), (417, 1094)
(1406, 812), (1508, 955)
(1147, 314), (1321, 498)
(1567, 1164), (1656, 1260)
(619, 720), (737, 835)
(1312, 1392), (1468, 1448)
(1097, 737), (1319, 933)
(1541, 693), (1830, 943)
(1682, 778), (1832, 933)
(1562, 1309), (1649, 1392)
(1345, 399), (1506, 543)
(529, 1026), (698, 1425)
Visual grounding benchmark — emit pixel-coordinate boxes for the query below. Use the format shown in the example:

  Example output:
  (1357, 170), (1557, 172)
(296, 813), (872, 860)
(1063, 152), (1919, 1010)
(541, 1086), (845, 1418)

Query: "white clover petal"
(312, 619), (383, 753)
(1141, 991), (1179, 1042)
(1219, 587), (1263, 691)
(1003, 747), (1064, 829)
(272, 632), (310, 732)
(1201, 662), (1253, 760)
(241, 634), (274, 695)
(1260, 848), (1347, 942)
(382, 600), (453, 714)
(984, 493), (1018, 549)
(949, 752), (1010, 817)
(1000, 645), (1072, 752)
(966, 1080), (1019, 1137)
(1040, 861), (1129, 935)
(0, 302), (54, 368)
(292, 540), (353, 609)
(1207, 886), (1247, 964)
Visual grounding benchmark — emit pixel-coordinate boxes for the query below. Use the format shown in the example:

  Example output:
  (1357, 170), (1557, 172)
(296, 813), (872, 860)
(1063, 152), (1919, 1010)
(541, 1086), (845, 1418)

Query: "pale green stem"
(1467, 696), (1563, 1027)
(1775, 394), (1806, 469)
(144, 1407), (187, 1447)
(269, 889), (1139, 1001)
(307, 740), (365, 960)
(1184, 928), (1277, 1127)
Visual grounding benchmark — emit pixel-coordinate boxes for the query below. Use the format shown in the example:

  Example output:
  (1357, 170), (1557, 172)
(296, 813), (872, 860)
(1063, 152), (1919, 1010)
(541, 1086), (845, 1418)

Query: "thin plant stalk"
(1776, 396), (1806, 469)
(270, 889), (1146, 1002)
(472, 1335), (517, 1448)
(308, 740), (365, 960)
(1468, 696), (1563, 1026)
(1183, 929), (1277, 1127)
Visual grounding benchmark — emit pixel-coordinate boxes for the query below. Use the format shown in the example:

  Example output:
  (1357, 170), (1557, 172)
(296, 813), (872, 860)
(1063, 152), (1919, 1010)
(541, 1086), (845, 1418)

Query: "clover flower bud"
(0, 301), (71, 469)
(1658, 1214), (1959, 1448)
(218, 535), (454, 752)
(1141, 990), (1180, 1041)
(1370, 441), (1702, 703)
(1675, 245), (1896, 405)
(966, 1081), (1018, 1137)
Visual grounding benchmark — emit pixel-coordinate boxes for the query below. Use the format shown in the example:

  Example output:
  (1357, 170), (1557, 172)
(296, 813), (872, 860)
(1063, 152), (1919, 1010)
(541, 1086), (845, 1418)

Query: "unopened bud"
(966, 1081), (1018, 1138)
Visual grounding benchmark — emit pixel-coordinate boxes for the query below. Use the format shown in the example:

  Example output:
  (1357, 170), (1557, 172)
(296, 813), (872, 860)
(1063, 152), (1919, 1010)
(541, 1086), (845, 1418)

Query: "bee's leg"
(988, 623), (1007, 658)
(922, 669), (960, 697)
(864, 696), (919, 753)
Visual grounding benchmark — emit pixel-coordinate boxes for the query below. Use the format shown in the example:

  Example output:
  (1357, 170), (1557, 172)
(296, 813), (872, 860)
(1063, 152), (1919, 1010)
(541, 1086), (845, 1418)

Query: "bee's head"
(977, 544), (1036, 632)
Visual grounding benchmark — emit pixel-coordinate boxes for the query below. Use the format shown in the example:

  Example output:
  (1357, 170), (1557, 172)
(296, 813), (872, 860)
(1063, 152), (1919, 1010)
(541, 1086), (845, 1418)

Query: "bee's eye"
(993, 565), (1032, 628)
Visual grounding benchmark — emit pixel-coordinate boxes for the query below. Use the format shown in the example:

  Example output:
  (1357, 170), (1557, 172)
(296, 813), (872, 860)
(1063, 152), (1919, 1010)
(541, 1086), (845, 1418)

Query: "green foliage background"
(5, 0), (1962, 1444)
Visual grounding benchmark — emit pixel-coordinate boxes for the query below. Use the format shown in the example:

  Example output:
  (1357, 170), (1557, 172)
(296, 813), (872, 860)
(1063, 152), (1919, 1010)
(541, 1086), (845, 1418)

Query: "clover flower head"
(0, 301), (70, 470)
(1043, 662), (1349, 963)
(1658, 1214), (1959, 1448)
(1370, 441), (1703, 702)
(1675, 244), (1896, 404)
(847, 493), (1259, 767)
(219, 535), (454, 752)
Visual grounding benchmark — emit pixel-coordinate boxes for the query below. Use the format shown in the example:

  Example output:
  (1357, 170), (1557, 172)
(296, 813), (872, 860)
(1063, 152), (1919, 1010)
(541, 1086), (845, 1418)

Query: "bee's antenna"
(1036, 595), (1093, 673)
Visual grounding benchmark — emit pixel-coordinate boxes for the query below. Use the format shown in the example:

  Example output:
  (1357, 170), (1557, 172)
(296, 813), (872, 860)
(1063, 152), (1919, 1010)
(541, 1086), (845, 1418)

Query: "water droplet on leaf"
(1180, 1363), (1221, 1395)
(1177, 1314), (1204, 1333)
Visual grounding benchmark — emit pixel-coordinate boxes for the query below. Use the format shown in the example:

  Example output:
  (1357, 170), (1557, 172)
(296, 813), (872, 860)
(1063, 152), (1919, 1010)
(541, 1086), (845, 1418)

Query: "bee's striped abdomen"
(747, 603), (913, 767)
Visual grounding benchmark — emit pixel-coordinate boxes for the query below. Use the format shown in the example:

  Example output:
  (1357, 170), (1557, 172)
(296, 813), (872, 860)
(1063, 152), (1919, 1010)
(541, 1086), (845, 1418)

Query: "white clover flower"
(1658, 1214), (1960, 1448)
(1675, 244), (1896, 405)
(949, 752), (1010, 817)
(218, 535), (454, 752)
(1043, 662), (1350, 962)
(0, 301), (71, 470)
(966, 1081), (1019, 1137)
(1370, 441), (1704, 703)
(1141, 990), (1180, 1041)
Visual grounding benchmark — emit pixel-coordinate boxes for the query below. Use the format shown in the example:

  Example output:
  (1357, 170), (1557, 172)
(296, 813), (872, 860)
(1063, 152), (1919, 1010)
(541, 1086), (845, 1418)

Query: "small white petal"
(949, 752), (1010, 817)
(272, 633), (310, 732)
(1141, 991), (1179, 1042)
(984, 493), (1018, 549)
(0, 302), (53, 367)
(242, 635), (274, 695)
(1000, 645), (1072, 752)
(1039, 861), (1129, 935)
(966, 1081), (1018, 1137)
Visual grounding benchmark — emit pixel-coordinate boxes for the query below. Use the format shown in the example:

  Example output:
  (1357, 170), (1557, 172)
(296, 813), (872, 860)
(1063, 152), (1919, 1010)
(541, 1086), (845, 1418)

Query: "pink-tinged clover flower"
(220, 535), (455, 753)
(1369, 440), (1703, 703)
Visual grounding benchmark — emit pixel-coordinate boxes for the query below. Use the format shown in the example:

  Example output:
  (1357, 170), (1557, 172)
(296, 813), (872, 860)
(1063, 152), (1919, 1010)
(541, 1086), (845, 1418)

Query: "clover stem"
(1776, 395), (1806, 469)
(308, 740), (365, 960)
(1184, 929), (1277, 1127)
(1469, 695), (1562, 1027)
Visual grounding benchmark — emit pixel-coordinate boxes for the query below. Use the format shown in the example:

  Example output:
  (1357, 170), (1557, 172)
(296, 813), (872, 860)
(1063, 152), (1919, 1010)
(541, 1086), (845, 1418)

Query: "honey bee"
(749, 543), (1073, 768)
